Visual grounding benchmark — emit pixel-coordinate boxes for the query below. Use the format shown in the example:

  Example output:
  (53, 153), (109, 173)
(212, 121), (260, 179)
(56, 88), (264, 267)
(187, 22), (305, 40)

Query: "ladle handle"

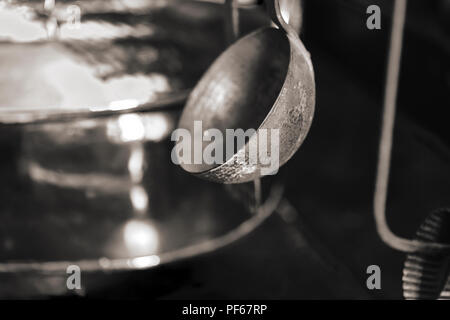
(265, 0), (297, 36)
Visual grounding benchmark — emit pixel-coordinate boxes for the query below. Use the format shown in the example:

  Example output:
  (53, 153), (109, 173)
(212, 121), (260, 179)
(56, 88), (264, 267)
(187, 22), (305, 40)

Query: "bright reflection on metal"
(142, 113), (170, 142)
(0, 5), (44, 42)
(107, 113), (172, 143)
(59, 22), (154, 40)
(44, 0), (55, 11)
(117, 114), (146, 142)
(107, 99), (140, 111)
(123, 220), (159, 256)
(0, 44), (170, 109)
(128, 144), (145, 183)
(280, 0), (290, 24)
(130, 255), (160, 269)
(130, 185), (148, 213)
(0, 1), (155, 42)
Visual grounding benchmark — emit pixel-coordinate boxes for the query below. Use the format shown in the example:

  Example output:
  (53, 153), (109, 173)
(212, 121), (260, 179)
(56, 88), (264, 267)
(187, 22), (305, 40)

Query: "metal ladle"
(177, 0), (315, 183)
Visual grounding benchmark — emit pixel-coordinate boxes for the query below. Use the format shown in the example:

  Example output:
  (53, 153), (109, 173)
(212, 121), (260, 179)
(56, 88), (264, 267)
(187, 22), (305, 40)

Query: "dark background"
(0, 0), (448, 299)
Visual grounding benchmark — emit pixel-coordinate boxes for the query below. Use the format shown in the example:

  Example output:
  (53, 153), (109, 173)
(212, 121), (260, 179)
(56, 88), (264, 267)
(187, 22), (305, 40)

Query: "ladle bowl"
(177, 0), (315, 183)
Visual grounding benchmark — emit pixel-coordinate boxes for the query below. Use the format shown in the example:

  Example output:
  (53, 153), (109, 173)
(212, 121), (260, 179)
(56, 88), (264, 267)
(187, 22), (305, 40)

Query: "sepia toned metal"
(0, 0), (302, 126)
(373, 0), (450, 254)
(224, 0), (240, 45)
(178, 0), (315, 184)
(0, 0), (272, 125)
(0, 180), (283, 275)
(0, 1), (288, 297)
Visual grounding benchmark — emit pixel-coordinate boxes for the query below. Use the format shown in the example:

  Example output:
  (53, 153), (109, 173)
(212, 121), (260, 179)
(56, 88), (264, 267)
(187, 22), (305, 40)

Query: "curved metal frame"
(0, 180), (282, 273)
(374, 0), (450, 254)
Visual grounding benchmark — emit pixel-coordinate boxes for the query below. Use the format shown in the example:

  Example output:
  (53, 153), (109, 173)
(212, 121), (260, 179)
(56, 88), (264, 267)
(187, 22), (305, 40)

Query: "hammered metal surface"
(180, 27), (315, 183)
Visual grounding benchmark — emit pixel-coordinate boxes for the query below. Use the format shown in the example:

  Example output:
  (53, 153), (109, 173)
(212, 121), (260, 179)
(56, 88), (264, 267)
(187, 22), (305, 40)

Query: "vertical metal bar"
(374, 0), (408, 251)
(224, 0), (239, 44)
